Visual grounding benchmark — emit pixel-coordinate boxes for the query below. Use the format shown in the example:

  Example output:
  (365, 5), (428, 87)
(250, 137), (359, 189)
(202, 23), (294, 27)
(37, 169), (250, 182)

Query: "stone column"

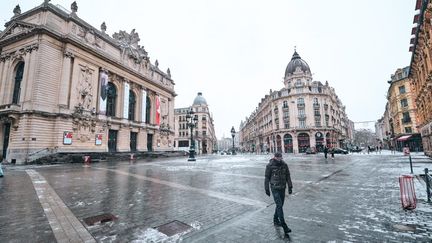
(310, 131), (316, 150)
(22, 51), (37, 110)
(137, 128), (147, 151)
(19, 51), (33, 103)
(0, 58), (12, 104)
(292, 133), (298, 154)
(58, 51), (74, 109)
(117, 125), (130, 152)
(0, 58), (5, 104)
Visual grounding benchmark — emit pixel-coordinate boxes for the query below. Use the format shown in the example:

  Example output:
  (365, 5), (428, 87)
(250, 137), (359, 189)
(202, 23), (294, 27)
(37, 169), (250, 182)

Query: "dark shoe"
(273, 220), (282, 226)
(282, 224), (292, 234)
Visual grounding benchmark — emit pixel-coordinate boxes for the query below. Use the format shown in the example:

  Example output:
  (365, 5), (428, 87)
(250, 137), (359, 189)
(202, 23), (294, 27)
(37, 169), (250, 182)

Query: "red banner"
(156, 96), (161, 125)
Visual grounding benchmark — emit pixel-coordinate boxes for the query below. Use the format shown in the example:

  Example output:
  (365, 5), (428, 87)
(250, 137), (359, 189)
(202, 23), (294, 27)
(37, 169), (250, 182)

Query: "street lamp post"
(186, 108), (198, 161)
(231, 126), (236, 155)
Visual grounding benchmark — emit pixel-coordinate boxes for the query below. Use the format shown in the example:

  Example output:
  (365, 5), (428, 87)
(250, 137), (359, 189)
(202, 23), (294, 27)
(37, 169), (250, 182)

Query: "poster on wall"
(99, 71), (108, 115)
(142, 89), (147, 122)
(63, 131), (72, 145)
(123, 82), (130, 119)
(95, 134), (102, 145)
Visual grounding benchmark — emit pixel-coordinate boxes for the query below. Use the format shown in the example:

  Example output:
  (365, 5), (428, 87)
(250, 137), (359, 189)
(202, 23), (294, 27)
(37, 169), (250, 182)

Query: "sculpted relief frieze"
(77, 65), (94, 110)
(72, 24), (106, 50)
(113, 29), (149, 65)
(0, 43), (38, 62)
(71, 64), (98, 143)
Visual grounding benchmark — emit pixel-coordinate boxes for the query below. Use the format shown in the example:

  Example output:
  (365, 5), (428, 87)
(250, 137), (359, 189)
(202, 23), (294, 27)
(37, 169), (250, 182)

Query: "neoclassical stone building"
(239, 51), (352, 153)
(174, 92), (217, 154)
(376, 67), (422, 151)
(408, 0), (432, 156)
(0, 2), (176, 163)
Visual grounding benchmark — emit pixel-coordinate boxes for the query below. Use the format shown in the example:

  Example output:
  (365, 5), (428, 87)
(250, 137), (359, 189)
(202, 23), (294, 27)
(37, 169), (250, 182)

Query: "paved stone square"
(0, 151), (431, 242)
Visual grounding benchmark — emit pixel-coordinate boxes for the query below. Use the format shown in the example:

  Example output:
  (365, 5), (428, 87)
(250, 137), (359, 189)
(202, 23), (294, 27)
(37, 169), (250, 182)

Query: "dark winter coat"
(264, 158), (293, 191)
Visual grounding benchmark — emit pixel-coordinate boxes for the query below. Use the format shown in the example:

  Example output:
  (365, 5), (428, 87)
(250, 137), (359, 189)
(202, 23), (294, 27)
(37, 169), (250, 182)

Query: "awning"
(397, 135), (412, 141)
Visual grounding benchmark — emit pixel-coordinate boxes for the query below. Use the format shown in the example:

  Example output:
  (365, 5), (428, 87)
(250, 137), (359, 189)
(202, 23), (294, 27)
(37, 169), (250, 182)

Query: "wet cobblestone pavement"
(0, 151), (431, 242)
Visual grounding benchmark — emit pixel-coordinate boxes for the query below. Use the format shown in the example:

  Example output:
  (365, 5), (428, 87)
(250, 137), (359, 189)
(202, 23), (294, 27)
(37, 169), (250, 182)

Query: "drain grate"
(83, 213), (117, 226)
(155, 220), (193, 237)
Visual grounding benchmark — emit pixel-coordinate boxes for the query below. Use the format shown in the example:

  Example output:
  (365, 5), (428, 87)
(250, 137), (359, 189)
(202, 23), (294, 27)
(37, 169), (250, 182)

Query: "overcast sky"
(1, 0), (415, 138)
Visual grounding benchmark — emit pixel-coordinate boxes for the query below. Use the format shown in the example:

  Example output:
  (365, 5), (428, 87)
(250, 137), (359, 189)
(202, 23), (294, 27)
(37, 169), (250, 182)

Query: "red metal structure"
(399, 175), (417, 210)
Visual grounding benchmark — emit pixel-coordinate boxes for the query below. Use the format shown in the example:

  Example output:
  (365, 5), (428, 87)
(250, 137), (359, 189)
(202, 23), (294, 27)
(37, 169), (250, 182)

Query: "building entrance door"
(147, 134), (153, 152)
(2, 123), (11, 161)
(108, 130), (117, 152)
(130, 132), (137, 152)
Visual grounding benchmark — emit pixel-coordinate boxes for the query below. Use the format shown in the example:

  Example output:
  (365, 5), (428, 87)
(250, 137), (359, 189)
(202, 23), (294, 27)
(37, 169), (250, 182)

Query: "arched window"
(128, 90), (136, 121)
(297, 97), (304, 104)
(12, 62), (25, 104)
(313, 97), (318, 104)
(283, 101), (288, 108)
(146, 96), (151, 123)
(106, 82), (117, 117)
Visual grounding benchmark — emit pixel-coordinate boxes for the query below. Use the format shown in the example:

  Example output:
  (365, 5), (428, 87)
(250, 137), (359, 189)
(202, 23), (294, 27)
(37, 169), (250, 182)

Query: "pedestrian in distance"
(264, 152), (293, 237)
(330, 148), (335, 159)
(324, 146), (328, 159)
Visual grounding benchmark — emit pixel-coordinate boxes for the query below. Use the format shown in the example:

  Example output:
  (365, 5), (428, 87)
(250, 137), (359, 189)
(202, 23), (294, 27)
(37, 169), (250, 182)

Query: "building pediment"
(0, 20), (37, 41)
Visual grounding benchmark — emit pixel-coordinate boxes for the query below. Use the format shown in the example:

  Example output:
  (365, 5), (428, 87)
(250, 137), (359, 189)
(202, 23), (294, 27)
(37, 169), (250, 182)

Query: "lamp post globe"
(231, 126), (236, 155)
(187, 108), (197, 161)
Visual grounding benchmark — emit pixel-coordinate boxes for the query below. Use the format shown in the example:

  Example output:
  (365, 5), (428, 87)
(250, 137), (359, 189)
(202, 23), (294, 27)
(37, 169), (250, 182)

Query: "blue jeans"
(271, 187), (286, 225)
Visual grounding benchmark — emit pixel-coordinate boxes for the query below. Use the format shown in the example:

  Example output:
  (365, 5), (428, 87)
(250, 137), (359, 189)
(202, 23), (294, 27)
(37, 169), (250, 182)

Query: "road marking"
(26, 169), (95, 243)
(94, 167), (268, 208)
(127, 163), (314, 184)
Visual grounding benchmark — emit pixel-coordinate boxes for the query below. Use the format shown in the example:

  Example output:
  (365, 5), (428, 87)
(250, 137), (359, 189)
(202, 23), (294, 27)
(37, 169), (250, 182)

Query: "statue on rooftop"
(13, 5), (21, 16)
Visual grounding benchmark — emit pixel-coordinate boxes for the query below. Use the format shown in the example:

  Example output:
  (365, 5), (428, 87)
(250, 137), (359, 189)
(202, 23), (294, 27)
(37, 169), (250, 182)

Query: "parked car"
(305, 147), (316, 154)
(350, 147), (363, 153)
(332, 148), (348, 154)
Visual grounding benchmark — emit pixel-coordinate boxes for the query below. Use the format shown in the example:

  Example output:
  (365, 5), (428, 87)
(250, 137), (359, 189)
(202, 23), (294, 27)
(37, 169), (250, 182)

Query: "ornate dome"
(193, 92), (207, 106)
(284, 51), (311, 79)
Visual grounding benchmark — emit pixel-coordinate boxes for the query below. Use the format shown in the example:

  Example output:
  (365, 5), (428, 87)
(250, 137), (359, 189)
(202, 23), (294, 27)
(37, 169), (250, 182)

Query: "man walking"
(324, 146), (328, 159)
(265, 152), (293, 237)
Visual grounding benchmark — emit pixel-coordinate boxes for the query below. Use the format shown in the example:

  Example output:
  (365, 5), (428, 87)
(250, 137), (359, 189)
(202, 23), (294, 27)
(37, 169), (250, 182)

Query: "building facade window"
(299, 119), (306, 128)
(283, 101), (288, 108)
(400, 98), (408, 108)
(146, 96), (151, 123)
(106, 82), (117, 117)
(402, 112), (411, 124)
(298, 98), (304, 104)
(298, 108), (305, 115)
(405, 127), (412, 133)
(399, 85), (406, 94)
(128, 90), (136, 121)
(12, 62), (25, 104)
(315, 117), (321, 127)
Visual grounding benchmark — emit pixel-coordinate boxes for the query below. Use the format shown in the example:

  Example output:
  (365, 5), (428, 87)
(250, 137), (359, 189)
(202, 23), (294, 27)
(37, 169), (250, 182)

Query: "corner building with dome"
(174, 92), (217, 154)
(239, 51), (354, 153)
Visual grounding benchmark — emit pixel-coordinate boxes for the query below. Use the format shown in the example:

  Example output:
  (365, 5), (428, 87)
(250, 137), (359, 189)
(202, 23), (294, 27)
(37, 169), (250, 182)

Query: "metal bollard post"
(426, 168), (431, 203)
(409, 155), (413, 174)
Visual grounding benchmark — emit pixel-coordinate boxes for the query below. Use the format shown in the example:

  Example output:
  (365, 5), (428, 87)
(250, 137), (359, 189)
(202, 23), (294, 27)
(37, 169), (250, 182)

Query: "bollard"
(426, 168), (431, 203)
(409, 155), (413, 174)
